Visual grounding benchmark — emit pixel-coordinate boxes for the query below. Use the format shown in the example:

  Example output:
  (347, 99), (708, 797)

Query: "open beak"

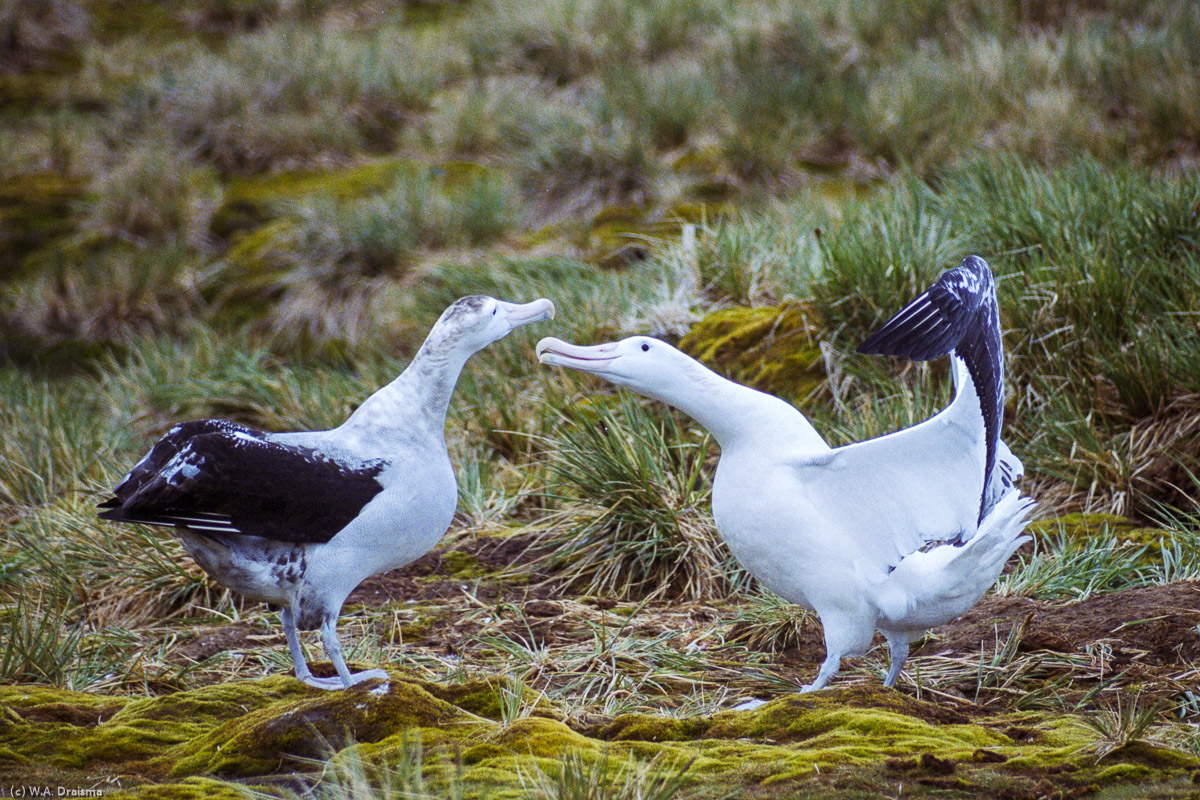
(500, 298), (556, 328)
(536, 337), (619, 373)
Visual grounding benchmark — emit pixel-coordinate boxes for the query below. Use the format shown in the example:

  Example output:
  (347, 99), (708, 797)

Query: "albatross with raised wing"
(537, 256), (1032, 693)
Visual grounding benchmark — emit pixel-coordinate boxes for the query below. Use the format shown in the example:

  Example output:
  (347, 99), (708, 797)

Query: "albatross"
(99, 295), (554, 690)
(537, 256), (1032, 692)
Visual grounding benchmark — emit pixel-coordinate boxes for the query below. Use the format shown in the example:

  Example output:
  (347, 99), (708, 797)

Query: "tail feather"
(871, 492), (1034, 630)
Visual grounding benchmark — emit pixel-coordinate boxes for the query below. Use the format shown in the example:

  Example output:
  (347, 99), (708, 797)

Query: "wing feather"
(99, 422), (387, 544)
(857, 256), (1004, 520)
(790, 399), (985, 568)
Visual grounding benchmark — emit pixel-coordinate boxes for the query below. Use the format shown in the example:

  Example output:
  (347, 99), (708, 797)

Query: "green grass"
(531, 394), (738, 602)
(0, 588), (83, 685)
(659, 155), (1200, 520)
(522, 749), (693, 800)
(252, 730), (467, 800)
(2, 0), (1200, 794)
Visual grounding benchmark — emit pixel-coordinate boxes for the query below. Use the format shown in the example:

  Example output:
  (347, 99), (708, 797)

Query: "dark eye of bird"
(641, 343), (650, 352)
(492, 308), (497, 315)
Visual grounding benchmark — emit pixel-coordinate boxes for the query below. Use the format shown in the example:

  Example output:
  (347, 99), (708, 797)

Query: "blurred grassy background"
(1, 0), (1198, 735)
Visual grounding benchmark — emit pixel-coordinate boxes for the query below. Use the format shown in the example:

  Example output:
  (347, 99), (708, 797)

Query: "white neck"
(338, 328), (473, 442)
(643, 357), (828, 453)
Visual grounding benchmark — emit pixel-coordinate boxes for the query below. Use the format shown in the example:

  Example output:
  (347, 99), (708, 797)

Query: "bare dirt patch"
(921, 581), (1200, 666)
(171, 622), (275, 664)
(348, 532), (553, 606)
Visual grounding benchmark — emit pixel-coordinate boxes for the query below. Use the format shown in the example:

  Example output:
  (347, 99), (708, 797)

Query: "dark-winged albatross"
(536, 256), (1032, 694)
(100, 295), (554, 690)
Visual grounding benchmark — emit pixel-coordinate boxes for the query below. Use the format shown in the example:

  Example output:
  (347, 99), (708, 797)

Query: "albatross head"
(437, 295), (556, 353)
(536, 335), (704, 403)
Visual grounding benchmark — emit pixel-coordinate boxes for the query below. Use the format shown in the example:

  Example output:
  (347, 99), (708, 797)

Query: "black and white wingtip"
(857, 255), (994, 361)
(857, 256), (1005, 521)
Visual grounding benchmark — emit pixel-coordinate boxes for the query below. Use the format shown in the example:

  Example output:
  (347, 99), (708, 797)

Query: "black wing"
(857, 256), (1003, 521)
(98, 420), (387, 544)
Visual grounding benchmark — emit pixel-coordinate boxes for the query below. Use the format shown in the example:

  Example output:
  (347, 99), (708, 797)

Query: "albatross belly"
(175, 529), (309, 606)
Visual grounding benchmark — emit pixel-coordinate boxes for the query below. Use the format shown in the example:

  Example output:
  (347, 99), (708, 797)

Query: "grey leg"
(320, 613), (389, 689)
(802, 612), (870, 693)
(285, 607), (348, 690)
(320, 614), (353, 688)
(883, 634), (910, 688)
(801, 650), (842, 692)
(282, 607), (314, 683)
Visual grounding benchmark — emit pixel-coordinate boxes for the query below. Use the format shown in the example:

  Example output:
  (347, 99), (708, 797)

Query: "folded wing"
(98, 420), (387, 544)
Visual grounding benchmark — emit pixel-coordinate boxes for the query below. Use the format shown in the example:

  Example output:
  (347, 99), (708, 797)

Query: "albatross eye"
(491, 308), (497, 315)
(641, 343), (650, 352)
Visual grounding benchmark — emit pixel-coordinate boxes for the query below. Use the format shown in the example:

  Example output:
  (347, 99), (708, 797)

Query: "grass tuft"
(1083, 692), (1164, 762)
(0, 588), (83, 686)
(532, 394), (738, 602)
(523, 748), (693, 800)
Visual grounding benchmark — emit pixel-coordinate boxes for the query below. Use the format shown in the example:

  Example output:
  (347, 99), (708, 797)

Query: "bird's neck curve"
(339, 330), (473, 444)
(646, 358), (827, 453)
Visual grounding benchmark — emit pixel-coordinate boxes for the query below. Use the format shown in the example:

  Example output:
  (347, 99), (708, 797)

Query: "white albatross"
(537, 256), (1033, 693)
(100, 295), (554, 690)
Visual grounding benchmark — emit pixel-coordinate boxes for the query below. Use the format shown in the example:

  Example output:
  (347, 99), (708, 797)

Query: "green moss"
(111, 675), (308, 726)
(214, 160), (405, 235)
(88, 1), (190, 45)
(1028, 513), (1181, 563)
(462, 742), (511, 765)
(0, 685), (126, 714)
(679, 302), (826, 402)
(1095, 762), (1153, 783)
(216, 217), (297, 301)
(167, 674), (482, 777)
(583, 202), (713, 268)
(1105, 741), (1200, 770)
(215, 158), (501, 237)
(2, 677), (1194, 796)
(423, 677), (558, 722)
(440, 551), (487, 580)
(590, 713), (708, 743)
(111, 776), (252, 800)
(493, 717), (596, 759)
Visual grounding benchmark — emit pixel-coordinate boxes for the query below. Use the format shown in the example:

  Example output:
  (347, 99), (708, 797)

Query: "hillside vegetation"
(1, 0), (1199, 797)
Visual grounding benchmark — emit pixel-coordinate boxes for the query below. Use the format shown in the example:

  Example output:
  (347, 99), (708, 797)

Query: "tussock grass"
(226, 166), (521, 347)
(652, 155), (1200, 520)
(532, 395), (737, 602)
(97, 325), (407, 433)
(10, 493), (236, 629)
(473, 606), (720, 716)
(1083, 692), (1164, 761)
(994, 530), (1151, 601)
(2, 0), (1200, 764)
(125, 24), (466, 172)
(76, 136), (223, 249)
(523, 749), (692, 800)
(252, 730), (466, 800)
(726, 592), (816, 656)
(0, 588), (82, 686)
(0, 370), (117, 513)
(0, 245), (206, 363)
(0, 0), (90, 73)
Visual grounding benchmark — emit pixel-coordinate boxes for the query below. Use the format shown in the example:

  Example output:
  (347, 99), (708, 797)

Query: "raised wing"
(857, 256), (1003, 521)
(99, 420), (386, 544)
(789, 381), (986, 569)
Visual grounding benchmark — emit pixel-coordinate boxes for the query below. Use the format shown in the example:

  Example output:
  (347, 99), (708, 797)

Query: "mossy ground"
(4, 677), (1197, 798)
(3, 1), (1200, 797)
